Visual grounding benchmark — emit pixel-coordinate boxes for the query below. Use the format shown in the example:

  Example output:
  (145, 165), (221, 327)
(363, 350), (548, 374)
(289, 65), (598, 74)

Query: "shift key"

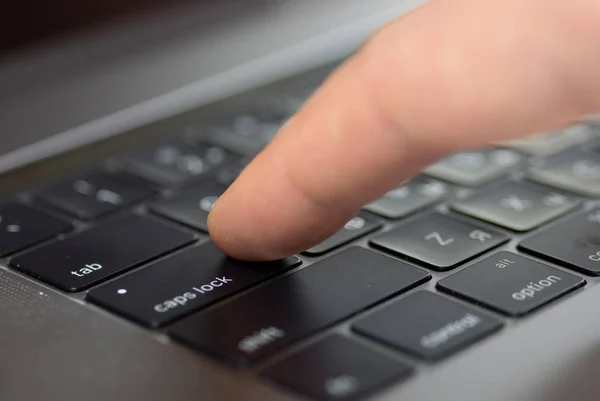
(87, 243), (301, 328)
(169, 247), (431, 369)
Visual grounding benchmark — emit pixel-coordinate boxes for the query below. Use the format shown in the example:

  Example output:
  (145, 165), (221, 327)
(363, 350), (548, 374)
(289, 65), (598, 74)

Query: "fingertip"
(207, 202), (273, 261)
(207, 190), (307, 262)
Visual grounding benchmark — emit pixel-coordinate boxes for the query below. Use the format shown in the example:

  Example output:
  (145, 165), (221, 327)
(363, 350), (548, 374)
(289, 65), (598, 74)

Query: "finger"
(208, 0), (600, 260)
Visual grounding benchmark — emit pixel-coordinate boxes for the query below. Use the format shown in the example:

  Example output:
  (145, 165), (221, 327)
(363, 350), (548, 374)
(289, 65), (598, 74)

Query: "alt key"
(438, 252), (586, 316)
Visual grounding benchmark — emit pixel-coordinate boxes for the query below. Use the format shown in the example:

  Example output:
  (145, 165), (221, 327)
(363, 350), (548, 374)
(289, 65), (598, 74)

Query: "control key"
(354, 291), (502, 361)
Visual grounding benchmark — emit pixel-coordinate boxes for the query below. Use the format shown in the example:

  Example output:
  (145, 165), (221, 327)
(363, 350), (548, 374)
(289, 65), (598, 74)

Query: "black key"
(424, 148), (523, 186)
(215, 156), (253, 185)
(87, 243), (300, 328)
(122, 140), (234, 187)
(169, 247), (430, 368)
(451, 181), (579, 232)
(353, 292), (502, 361)
(519, 209), (600, 276)
(211, 113), (284, 146)
(304, 215), (381, 256)
(370, 213), (508, 271)
(438, 252), (585, 316)
(502, 124), (596, 157)
(37, 172), (155, 220)
(11, 214), (194, 292)
(363, 177), (448, 219)
(150, 182), (227, 232)
(0, 203), (71, 256)
(262, 335), (411, 401)
(528, 151), (600, 197)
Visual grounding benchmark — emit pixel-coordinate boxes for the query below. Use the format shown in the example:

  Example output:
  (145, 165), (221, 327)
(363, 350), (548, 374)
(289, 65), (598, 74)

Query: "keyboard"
(3, 66), (600, 401)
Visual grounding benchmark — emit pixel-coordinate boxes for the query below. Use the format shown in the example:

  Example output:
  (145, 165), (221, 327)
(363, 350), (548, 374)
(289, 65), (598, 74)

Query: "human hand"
(208, 0), (600, 261)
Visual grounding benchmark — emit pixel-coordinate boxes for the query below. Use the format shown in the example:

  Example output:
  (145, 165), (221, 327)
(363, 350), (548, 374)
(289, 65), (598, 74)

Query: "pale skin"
(208, 0), (600, 261)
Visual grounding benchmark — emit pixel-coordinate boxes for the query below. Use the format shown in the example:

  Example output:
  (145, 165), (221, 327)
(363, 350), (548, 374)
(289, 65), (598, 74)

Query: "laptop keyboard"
(451, 181), (580, 232)
(150, 181), (228, 232)
(353, 291), (503, 362)
(87, 242), (301, 329)
(169, 247), (431, 368)
(437, 252), (585, 316)
(121, 139), (236, 188)
(2, 80), (600, 400)
(528, 151), (600, 197)
(11, 214), (195, 292)
(424, 148), (524, 186)
(370, 212), (508, 271)
(37, 171), (157, 220)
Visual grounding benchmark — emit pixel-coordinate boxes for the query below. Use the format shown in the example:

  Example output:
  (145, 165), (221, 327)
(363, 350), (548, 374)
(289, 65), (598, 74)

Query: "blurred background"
(1, 0), (198, 54)
(0, 0), (418, 170)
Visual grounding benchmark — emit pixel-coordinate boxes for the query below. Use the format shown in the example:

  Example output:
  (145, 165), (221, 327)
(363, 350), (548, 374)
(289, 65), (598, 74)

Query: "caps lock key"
(87, 242), (300, 328)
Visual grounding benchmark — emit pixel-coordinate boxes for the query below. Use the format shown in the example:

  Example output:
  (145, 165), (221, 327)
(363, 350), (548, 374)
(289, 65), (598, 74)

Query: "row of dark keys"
(2, 126), (600, 401)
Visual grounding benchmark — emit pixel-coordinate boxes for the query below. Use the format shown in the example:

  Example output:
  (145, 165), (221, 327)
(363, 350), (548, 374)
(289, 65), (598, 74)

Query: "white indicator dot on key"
(6, 225), (20, 233)
(117, 289), (127, 295)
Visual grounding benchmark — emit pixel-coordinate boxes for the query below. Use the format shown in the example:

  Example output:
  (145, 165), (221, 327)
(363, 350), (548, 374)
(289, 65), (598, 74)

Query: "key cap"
(353, 291), (502, 361)
(501, 124), (596, 157)
(219, 113), (284, 145)
(169, 247), (430, 368)
(528, 151), (600, 197)
(215, 156), (253, 185)
(303, 215), (381, 256)
(204, 113), (286, 156)
(0, 203), (71, 256)
(370, 213), (508, 271)
(451, 181), (579, 232)
(519, 209), (600, 276)
(424, 148), (523, 186)
(37, 172), (155, 220)
(262, 335), (412, 401)
(122, 140), (234, 187)
(150, 181), (227, 232)
(87, 242), (300, 328)
(438, 252), (585, 316)
(363, 177), (448, 219)
(11, 214), (194, 292)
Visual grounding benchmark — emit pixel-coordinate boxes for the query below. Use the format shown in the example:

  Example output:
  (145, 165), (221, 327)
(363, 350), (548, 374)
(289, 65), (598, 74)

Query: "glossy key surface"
(438, 252), (585, 316)
(87, 242), (300, 328)
(0, 202), (71, 256)
(502, 125), (596, 157)
(354, 291), (502, 361)
(451, 181), (579, 232)
(150, 182), (227, 232)
(122, 140), (234, 187)
(519, 209), (600, 276)
(364, 178), (448, 219)
(528, 151), (600, 197)
(169, 248), (430, 368)
(262, 335), (412, 400)
(304, 214), (381, 256)
(370, 213), (508, 271)
(37, 172), (155, 220)
(11, 214), (194, 292)
(424, 149), (523, 186)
